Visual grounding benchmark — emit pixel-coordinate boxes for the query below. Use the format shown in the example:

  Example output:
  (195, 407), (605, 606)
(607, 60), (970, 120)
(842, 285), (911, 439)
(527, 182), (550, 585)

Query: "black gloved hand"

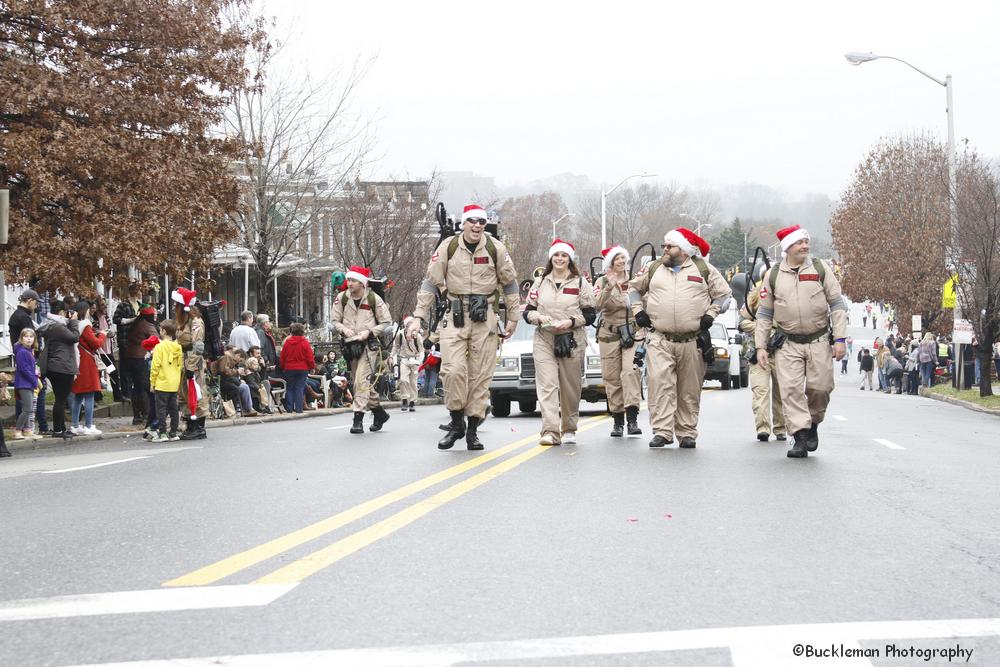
(635, 311), (652, 328)
(423, 337), (433, 350)
(185, 369), (194, 380)
(699, 314), (714, 331)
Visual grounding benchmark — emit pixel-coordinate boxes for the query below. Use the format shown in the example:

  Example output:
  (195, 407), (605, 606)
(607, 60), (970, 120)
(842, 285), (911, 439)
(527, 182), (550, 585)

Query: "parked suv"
(704, 321), (749, 390)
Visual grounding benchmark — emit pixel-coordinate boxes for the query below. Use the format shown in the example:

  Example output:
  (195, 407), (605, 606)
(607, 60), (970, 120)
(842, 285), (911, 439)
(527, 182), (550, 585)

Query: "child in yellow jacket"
(149, 320), (183, 441)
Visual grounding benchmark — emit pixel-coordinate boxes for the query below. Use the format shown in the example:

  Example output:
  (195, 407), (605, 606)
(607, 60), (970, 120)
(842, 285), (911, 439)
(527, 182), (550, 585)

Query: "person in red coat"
(70, 301), (108, 435)
(278, 322), (315, 413)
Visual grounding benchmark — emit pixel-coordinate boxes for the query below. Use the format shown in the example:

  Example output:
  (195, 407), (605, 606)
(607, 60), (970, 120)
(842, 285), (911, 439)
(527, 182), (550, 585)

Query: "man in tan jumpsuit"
(331, 266), (393, 435)
(410, 204), (520, 450)
(595, 245), (643, 437)
(522, 239), (597, 445)
(628, 228), (731, 448)
(739, 280), (787, 442)
(755, 225), (848, 458)
(173, 288), (210, 440)
(392, 315), (423, 412)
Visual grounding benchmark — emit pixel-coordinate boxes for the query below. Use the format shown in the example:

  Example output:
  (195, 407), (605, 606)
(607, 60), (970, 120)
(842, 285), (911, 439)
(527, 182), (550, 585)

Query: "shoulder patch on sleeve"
(528, 289), (539, 302)
(430, 251), (439, 263)
(759, 286), (768, 299)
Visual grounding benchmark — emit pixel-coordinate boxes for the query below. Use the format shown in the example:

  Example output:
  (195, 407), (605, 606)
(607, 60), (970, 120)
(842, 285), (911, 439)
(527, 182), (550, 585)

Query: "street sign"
(953, 318), (974, 344)
(911, 315), (922, 334)
(942, 275), (958, 308)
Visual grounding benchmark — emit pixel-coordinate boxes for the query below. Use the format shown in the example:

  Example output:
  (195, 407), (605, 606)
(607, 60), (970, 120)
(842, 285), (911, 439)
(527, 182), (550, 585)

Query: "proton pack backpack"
(198, 299), (226, 361)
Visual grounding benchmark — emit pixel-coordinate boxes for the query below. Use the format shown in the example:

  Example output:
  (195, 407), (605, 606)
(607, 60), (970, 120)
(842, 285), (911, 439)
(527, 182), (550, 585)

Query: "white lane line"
(0, 584), (296, 622)
(41, 456), (151, 474)
(61, 617), (998, 666)
(873, 438), (905, 450)
(833, 415), (848, 421)
(323, 425), (350, 430)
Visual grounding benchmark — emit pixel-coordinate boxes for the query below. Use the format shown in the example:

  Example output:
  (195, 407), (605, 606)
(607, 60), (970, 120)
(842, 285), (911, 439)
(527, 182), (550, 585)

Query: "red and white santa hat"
(345, 265), (371, 285)
(171, 287), (197, 311)
(462, 204), (488, 223)
(429, 349), (442, 359)
(548, 238), (576, 260)
(601, 245), (630, 271)
(663, 227), (710, 257)
(777, 224), (810, 255)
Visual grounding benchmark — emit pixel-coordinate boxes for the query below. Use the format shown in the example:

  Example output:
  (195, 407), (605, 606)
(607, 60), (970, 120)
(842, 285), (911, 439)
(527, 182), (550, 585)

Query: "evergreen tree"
(708, 218), (748, 275)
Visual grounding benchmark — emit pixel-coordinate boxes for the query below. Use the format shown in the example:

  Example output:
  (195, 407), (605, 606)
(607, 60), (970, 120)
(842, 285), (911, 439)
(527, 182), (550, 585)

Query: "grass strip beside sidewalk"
(925, 384), (1000, 412)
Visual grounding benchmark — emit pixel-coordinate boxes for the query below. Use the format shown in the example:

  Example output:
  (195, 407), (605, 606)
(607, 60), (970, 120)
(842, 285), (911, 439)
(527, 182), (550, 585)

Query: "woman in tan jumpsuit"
(522, 239), (596, 445)
(595, 246), (644, 437)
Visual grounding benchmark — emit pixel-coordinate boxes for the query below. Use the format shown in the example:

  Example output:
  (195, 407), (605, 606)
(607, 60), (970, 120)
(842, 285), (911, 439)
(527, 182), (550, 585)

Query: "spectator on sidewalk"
(70, 302), (107, 435)
(905, 342), (921, 395)
(9, 288), (49, 434)
(112, 282), (143, 399)
(885, 353), (904, 394)
(93, 296), (123, 401)
(418, 346), (441, 398)
(149, 321), (182, 441)
(278, 322), (314, 414)
(124, 305), (159, 427)
(859, 348), (874, 390)
(994, 341), (1000, 383)
(254, 314), (279, 368)
(37, 300), (80, 439)
(242, 356), (267, 414)
(218, 345), (258, 417)
(876, 342), (890, 392)
(229, 310), (261, 353)
(13, 329), (42, 440)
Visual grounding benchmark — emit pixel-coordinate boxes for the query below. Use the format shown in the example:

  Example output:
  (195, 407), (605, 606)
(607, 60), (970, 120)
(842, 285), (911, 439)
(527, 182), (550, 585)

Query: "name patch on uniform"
(563, 288), (580, 295)
(687, 275), (704, 283)
(360, 304), (372, 310)
(474, 256), (490, 265)
(799, 274), (820, 282)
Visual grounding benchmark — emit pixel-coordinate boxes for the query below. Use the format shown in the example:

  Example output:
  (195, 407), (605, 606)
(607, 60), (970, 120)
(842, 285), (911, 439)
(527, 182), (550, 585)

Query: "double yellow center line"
(164, 415), (610, 587)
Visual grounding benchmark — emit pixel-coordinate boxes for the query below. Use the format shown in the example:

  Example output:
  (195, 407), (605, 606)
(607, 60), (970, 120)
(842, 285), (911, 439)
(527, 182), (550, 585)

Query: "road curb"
(919, 388), (1000, 417)
(4, 397), (445, 454)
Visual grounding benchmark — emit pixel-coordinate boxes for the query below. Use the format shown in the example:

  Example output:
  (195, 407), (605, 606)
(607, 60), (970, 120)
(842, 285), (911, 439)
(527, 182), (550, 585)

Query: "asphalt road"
(1, 316), (998, 666)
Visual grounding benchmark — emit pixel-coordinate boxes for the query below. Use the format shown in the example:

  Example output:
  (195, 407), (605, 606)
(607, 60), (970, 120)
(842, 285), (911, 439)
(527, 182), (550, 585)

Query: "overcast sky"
(268, 0), (1000, 199)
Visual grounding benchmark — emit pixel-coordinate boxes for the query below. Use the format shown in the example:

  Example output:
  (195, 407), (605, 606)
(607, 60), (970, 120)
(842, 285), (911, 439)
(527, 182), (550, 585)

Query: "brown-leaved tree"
(0, 0), (260, 291)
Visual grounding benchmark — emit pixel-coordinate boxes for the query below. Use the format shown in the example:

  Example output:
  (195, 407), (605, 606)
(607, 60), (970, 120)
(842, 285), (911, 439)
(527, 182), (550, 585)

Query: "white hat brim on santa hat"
(602, 246), (630, 272)
(462, 207), (487, 222)
(664, 229), (697, 256)
(344, 271), (369, 285)
(780, 228), (810, 254)
(549, 242), (576, 260)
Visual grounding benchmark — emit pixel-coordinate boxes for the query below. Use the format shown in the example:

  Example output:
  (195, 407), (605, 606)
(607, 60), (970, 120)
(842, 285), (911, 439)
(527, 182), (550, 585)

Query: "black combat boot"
(400, 400), (408, 412)
(679, 437), (696, 449)
(610, 412), (625, 438)
(787, 429), (810, 458)
(0, 436), (11, 458)
(350, 411), (364, 434)
(465, 416), (484, 451)
(370, 405), (390, 431)
(649, 434), (672, 448)
(409, 401), (415, 412)
(625, 405), (642, 436)
(437, 410), (466, 450)
(195, 417), (208, 440)
(806, 423), (819, 451)
(757, 433), (770, 442)
(179, 417), (201, 440)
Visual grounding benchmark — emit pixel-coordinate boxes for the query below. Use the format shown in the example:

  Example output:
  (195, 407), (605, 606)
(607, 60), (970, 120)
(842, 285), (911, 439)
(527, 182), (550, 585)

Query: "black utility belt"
(777, 327), (830, 344)
(447, 294), (492, 325)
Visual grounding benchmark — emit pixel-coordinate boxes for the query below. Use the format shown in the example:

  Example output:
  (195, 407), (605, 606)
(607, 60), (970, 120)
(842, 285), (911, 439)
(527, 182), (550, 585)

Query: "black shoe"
(776, 434), (787, 441)
(180, 418), (202, 440)
(0, 440), (11, 458)
(370, 406), (390, 432)
(610, 412), (624, 438)
(438, 410), (466, 450)
(350, 411), (364, 434)
(679, 437), (696, 449)
(788, 429), (810, 458)
(466, 416), (484, 451)
(400, 400), (408, 412)
(649, 434), (673, 448)
(195, 417), (208, 439)
(439, 422), (451, 432)
(757, 433), (769, 442)
(409, 403), (415, 412)
(806, 423), (819, 452)
(625, 405), (642, 436)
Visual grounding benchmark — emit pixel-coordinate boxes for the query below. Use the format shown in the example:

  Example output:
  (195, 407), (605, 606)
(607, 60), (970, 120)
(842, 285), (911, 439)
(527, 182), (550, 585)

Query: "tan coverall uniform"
(754, 259), (848, 435)
(391, 329), (424, 402)
(415, 235), (520, 418)
(594, 274), (643, 414)
(628, 258), (731, 441)
(331, 289), (393, 412)
(177, 315), (209, 419)
(524, 273), (596, 441)
(739, 285), (787, 438)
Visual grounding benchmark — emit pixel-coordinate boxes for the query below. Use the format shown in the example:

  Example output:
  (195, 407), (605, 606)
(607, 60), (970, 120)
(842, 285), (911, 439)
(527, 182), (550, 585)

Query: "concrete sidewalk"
(3, 397), (445, 454)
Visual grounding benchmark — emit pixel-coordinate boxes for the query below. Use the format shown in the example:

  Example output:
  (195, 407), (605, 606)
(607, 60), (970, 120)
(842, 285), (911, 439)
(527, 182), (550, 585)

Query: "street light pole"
(550, 213), (575, 240)
(601, 173), (655, 248)
(679, 212), (712, 237)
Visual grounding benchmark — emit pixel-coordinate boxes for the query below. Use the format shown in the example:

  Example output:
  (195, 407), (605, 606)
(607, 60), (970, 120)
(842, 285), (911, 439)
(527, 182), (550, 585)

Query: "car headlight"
(715, 347), (729, 358)
(586, 355), (602, 369)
